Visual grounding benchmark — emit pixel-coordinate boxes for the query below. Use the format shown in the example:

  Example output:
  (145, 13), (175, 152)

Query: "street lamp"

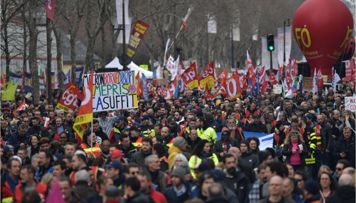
(111, 0), (129, 70)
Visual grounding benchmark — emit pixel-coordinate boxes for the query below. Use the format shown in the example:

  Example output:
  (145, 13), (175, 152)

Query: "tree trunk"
(53, 26), (63, 90)
(27, 0), (39, 104)
(85, 35), (96, 72)
(70, 35), (77, 83)
(2, 20), (11, 81)
(28, 24), (39, 104)
(46, 18), (52, 100)
(22, 9), (27, 80)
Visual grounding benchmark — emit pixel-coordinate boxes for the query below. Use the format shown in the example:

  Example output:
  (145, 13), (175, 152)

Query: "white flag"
(312, 68), (318, 94)
(332, 69), (341, 90)
(207, 15), (217, 34)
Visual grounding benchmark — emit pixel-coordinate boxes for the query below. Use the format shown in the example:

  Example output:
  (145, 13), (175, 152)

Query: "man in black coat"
(124, 176), (153, 203)
(222, 153), (250, 203)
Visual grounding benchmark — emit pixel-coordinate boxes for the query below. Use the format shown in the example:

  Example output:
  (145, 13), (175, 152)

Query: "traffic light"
(267, 34), (275, 52)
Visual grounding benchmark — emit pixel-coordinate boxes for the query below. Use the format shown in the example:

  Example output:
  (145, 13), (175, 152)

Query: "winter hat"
(171, 166), (186, 181)
(173, 137), (186, 149)
(304, 180), (319, 195)
(75, 170), (90, 183)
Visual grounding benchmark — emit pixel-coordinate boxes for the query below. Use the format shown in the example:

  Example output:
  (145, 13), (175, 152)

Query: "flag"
(73, 72), (94, 142)
(298, 75), (303, 94)
(332, 69), (341, 90)
(135, 73), (143, 98)
(218, 69), (228, 85)
(1, 81), (17, 101)
(277, 64), (284, 81)
(317, 69), (323, 88)
(246, 51), (256, 88)
(269, 70), (278, 85)
(255, 72), (260, 96)
(174, 79), (183, 98)
(56, 83), (81, 112)
(181, 63), (198, 89)
(200, 62), (215, 90)
(45, 0), (56, 20)
(166, 55), (178, 80)
(312, 68), (318, 94)
(142, 73), (149, 101)
(15, 100), (27, 112)
(181, 7), (193, 32)
(260, 71), (269, 94)
(345, 58), (355, 81)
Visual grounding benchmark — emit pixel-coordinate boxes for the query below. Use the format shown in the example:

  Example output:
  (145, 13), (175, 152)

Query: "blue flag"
(174, 79), (182, 98)
(255, 73), (260, 96)
(142, 73), (149, 101)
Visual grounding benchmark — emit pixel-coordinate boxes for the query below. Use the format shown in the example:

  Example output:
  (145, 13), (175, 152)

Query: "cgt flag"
(45, 0), (56, 20)
(200, 62), (215, 90)
(73, 72), (94, 142)
(56, 83), (81, 112)
(181, 63), (198, 89)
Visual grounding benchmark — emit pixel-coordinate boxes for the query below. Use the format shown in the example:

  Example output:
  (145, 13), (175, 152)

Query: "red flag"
(180, 8), (192, 32)
(181, 63), (198, 89)
(135, 73), (143, 98)
(73, 72), (94, 142)
(269, 71), (278, 85)
(225, 71), (241, 98)
(317, 69), (324, 88)
(218, 69), (228, 85)
(345, 58), (355, 81)
(15, 100), (27, 112)
(45, 0), (56, 20)
(246, 52), (256, 88)
(56, 83), (80, 112)
(260, 73), (269, 94)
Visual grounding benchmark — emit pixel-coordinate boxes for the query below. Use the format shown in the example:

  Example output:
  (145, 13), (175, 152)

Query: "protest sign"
(93, 71), (138, 112)
(345, 96), (356, 112)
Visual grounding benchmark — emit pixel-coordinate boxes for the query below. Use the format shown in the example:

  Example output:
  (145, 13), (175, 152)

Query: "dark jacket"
(163, 183), (191, 203)
(334, 137), (355, 167)
(326, 185), (355, 203)
(223, 171), (251, 203)
(72, 182), (101, 203)
(126, 192), (153, 203)
(239, 152), (259, 170)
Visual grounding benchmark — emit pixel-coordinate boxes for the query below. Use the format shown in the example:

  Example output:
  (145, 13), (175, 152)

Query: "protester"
(1, 68), (355, 203)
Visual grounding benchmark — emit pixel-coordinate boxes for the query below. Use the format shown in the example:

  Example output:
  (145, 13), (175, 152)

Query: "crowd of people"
(1, 80), (355, 203)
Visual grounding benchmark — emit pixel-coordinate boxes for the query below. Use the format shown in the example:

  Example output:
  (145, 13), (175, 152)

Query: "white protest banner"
(93, 71), (138, 112)
(345, 96), (356, 112)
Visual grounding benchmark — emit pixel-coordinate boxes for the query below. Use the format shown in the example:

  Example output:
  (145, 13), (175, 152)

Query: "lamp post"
(121, 0), (127, 69)
(112, 0), (129, 70)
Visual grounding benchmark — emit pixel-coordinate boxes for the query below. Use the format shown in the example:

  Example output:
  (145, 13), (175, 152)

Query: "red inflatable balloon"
(292, 0), (354, 78)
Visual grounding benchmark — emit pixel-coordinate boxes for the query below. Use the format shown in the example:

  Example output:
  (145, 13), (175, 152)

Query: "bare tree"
(57, 0), (86, 82)
(23, 0), (40, 104)
(1, 0), (28, 80)
(53, 26), (63, 89)
(84, 0), (108, 72)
